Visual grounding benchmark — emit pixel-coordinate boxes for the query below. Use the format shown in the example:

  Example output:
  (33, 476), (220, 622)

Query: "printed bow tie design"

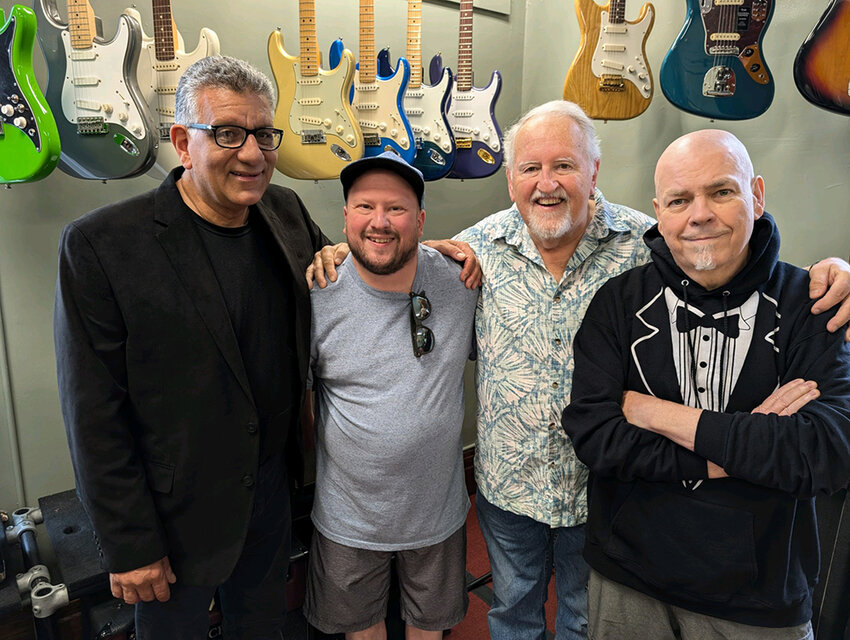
(675, 307), (740, 338)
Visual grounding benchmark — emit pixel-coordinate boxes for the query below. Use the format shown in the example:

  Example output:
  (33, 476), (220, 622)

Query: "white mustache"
(531, 187), (569, 203)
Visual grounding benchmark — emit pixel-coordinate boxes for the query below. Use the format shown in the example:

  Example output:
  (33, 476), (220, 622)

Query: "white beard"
(526, 189), (576, 241)
(692, 243), (717, 271)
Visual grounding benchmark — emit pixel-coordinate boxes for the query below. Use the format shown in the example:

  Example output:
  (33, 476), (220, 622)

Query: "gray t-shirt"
(309, 244), (478, 550)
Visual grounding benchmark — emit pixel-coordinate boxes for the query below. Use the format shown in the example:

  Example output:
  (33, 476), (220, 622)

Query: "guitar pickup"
(363, 133), (381, 147)
(599, 75), (626, 92)
(154, 87), (177, 95)
(77, 116), (108, 135)
(301, 129), (327, 144)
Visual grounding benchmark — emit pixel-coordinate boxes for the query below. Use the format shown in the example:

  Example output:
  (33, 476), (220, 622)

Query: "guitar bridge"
(599, 75), (626, 92)
(702, 66), (736, 97)
(301, 129), (327, 145)
(363, 133), (381, 147)
(77, 117), (108, 135)
(455, 137), (472, 149)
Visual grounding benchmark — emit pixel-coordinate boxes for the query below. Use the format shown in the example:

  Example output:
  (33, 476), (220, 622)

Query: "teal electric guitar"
(35, 0), (157, 180)
(0, 4), (60, 183)
(660, 0), (774, 120)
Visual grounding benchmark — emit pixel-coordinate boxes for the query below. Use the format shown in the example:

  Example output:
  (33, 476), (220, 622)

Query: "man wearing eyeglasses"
(303, 151), (478, 640)
(53, 56), (328, 640)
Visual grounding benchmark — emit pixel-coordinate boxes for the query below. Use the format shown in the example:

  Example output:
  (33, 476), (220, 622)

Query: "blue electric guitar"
(375, 1), (455, 180)
(443, 0), (503, 179)
(35, 0), (157, 179)
(352, 0), (415, 162)
(659, 0), (774, 120)
(0, 4), (61, 183)
(125, 0), (220, 179)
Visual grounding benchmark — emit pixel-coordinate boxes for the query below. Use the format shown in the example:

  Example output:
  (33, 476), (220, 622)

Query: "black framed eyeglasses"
(409, 291), (434, 358)
(186, 123), (283, 151)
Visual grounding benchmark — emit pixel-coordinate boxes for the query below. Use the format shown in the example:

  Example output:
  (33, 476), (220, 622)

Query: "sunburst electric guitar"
(441, 0), (502, 179)
(35, 0), (157, 180)
(352, 0), (414, 161)
(0, 4), (61, 183)
(124, 0), (220, 179)
(659, 0), (774, 120)
(375, 0), (455, 180)
(794, 0), (850, 116)
(563, 0), (654, 120)
(268, 0), (363, 179)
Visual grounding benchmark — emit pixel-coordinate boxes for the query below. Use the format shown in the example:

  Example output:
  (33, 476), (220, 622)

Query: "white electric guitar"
(353, 0), (415, 162)
(125, 0), (219, 178)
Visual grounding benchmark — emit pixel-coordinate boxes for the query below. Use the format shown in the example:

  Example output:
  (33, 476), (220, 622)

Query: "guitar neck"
(359, 0), (376, 83)
(609, 0), (626, 24)
(299, 0), (319, 77)
(407, 0), (422, 88)
(456, 0), (473, 91)
(151, 0), (177, 61)
(66, 0), (96, 49)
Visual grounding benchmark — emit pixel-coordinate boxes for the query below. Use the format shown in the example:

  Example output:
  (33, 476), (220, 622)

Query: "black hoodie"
(562, 213), (850, 627)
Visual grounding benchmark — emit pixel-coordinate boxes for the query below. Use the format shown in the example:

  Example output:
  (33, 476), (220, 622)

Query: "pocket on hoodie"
(603, 482), (757, 603)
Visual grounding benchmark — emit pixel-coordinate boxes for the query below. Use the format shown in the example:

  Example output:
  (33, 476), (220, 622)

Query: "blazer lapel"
(153, 183), (254, 403)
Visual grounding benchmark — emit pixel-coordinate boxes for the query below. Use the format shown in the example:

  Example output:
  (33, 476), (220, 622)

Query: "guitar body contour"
(563, 0), (654, 120)
(378, 49), (455, 181)
(268, 29), (364, 180)
(124, 6), (220, 179)
(34, 0), (157, 180)
(659, 0), (774, 120)
(0, 4), (60, 183)
(794, 0), (850, 115)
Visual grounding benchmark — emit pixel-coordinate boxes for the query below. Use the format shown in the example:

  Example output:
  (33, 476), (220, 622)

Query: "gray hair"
(503, 100), (601, 170)
(174, 55), (276, 125)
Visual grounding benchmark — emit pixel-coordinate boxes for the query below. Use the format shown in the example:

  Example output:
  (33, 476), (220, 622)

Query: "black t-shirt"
(191, 208), (297, 462)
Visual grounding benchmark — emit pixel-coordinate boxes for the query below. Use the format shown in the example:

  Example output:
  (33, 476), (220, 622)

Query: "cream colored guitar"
(125, 0), (219, 179)
(268, 0), (363, 180)
(563, 0), (654, 120)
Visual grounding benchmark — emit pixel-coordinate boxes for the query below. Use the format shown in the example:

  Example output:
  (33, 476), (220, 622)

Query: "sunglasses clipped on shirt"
(409, 291), (434, 358)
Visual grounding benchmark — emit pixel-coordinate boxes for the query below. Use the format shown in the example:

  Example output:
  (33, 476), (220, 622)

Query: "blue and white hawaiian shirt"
(456, 189), (655, 527)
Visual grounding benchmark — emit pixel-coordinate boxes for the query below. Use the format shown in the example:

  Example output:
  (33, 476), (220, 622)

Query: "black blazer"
(54, 169), (328, 585)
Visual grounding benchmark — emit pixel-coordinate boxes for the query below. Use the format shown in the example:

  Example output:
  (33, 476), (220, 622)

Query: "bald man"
(562, 130), (850, 639)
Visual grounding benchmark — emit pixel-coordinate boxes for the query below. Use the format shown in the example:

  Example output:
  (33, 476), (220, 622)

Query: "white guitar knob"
(390, 128), (398, 138)
(1, 104), (13, 117)
(423, 127), (431, 136)
(336, 125), (344, 134)
(483, 133), (490, 141)
(103, 104), (114, 115)
(628, 66), (636, 73)
(442, 141), (450, 151)
(643, 84), (651, 92)
(323, 118), (332, 128)
(473, 127), (480, 136)
(638, 73), (647, 80)
(13, 116), (27, 128)
(118, 112), (129, 122)
(379, 122), (387, 132)
(433, 133), (441, 142)
(400, 137), (408, 147)
(346, 134), (355, 143)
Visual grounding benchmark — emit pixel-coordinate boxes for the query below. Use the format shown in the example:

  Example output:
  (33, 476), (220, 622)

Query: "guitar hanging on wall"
(268, 0), (364, 179)
(0, 4), (61, 184)
(124, 0), (220, 179)
(442, 0), (503, 179)
(376, 0), (455, 180)
(34, 0), (157, 180)
(350, 0), (415, 161)
(563, 0), (655, 120)
(659, 0), (774, 120)
(794, 0), (850, 116)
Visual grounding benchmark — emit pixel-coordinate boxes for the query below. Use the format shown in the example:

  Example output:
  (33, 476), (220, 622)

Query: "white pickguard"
(59, 16), (148, 141)
(353, 68), (411, 151)
(125, 7), (220, 179)
(447, 74), (501, 154)
(288, 58), (360, 147)
(404, 72), (453, 155)
(591, 8), (653, 98)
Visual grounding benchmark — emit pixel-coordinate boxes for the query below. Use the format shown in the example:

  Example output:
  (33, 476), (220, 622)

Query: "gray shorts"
(303, 526), (469, 634)
(588, 569), (813, 640)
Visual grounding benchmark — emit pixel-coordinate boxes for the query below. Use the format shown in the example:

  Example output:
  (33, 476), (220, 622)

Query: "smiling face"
(653, 130), (765, 290)
(344, 169), (425, 282)
(506, 114), (599, 248)
(171, 87), (277, 227)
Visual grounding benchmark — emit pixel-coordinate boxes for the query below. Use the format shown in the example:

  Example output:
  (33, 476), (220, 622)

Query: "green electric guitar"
(0, 4), (61, 184)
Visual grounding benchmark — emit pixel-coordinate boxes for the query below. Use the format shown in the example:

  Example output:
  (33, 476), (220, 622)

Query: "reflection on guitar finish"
(0, 4), (61, 183)
(660, 0), (774, 120)
(125, 0), (220, 179)
(794, 0), (850, 116)
(35, 0), (157, 179)
(445, 0), (502, 179)
(563, 0), (654, 120)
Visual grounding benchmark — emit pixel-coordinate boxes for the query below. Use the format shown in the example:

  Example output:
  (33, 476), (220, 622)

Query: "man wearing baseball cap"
(303, 151), (479, 639)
